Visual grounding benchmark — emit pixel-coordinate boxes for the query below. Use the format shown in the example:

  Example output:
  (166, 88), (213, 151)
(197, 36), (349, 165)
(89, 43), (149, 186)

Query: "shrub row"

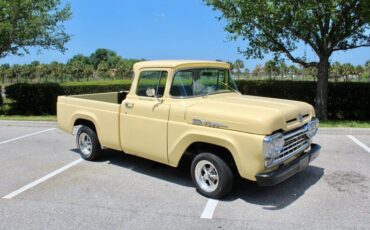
(237, 80), (370, 120)
(4, 81), (370, 120)
(5, 83), (131, 115)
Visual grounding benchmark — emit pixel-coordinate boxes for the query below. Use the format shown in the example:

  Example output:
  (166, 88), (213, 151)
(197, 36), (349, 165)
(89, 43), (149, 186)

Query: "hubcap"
(79, 132), (92, 156)
(195, 160), (219, 192)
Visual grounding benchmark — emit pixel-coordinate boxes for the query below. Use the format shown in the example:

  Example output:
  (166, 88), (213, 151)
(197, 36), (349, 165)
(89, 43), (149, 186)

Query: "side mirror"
(146, 88), (156, 97)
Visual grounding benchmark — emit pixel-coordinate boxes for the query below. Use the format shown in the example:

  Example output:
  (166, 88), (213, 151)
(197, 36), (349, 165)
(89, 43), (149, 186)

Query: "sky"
(1, 0), (369, 69)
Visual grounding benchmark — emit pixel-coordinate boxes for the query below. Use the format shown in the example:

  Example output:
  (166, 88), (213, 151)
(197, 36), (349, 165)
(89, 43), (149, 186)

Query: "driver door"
(120, 71), (169, 163)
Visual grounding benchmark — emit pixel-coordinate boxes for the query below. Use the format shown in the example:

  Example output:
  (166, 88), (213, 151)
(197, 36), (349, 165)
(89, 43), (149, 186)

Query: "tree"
(49, 61), (65, 82)
(252, 64), (263, 78)
(0, 64), (10, 84)
(342, 63), (355, 82)
(204, 0), (370, 119)
(364, 60), (370, 80)
(97, 61), (110, 79)
(354, 65), (364, 80)
(288, 65), (300, 79)
(234, 59), (245, 79)
(330, 61), (342, 82)
(244, 68), (250, 78)
(279, 62), (288, 78)
(90, 49), (120, 70)
(264, 60), (278, 79)
(0, 0), (72, 59)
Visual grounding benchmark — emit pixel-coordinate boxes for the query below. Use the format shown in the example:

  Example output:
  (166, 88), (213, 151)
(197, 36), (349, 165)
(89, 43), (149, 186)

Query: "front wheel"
(191, 152), (234, 199)
(76, 125), (101, 161)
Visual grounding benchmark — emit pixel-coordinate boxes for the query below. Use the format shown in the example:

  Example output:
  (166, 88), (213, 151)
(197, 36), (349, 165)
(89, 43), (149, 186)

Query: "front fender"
(167, 123), (265, 180)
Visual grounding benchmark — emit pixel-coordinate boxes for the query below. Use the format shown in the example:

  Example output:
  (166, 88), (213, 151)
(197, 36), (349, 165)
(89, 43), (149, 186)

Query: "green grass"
(0, 115), (56, 121)
(320, 120), (370, 128)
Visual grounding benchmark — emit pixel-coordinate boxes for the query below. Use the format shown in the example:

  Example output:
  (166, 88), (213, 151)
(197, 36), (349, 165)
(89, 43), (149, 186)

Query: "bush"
(4, 80), (370, 120)
(62, 83), (131, 95)
(5, 83), (63, 115)
(5, 82), (131, 115)
(237, 80), (370, 120)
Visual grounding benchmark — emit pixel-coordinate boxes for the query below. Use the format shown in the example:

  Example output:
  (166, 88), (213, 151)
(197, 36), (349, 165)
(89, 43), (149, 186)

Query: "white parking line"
(200, 199), (219, 219)
(2, 158), (83, 199)
(347, 135), (370, 153)
(0, 128), (56, 145)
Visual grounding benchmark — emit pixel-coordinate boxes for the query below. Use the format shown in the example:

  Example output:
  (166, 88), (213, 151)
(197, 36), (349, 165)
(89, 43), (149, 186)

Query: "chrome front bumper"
(256, 144), (321, 186)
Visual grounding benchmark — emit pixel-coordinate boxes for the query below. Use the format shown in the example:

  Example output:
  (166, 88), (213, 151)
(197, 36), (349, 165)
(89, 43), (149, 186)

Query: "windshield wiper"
(218, 81), (241, 95)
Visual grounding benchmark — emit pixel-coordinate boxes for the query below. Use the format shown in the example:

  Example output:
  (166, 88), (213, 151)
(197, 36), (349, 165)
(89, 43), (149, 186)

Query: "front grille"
(279, 132), (309, 158)
(271, 126), (311, 166)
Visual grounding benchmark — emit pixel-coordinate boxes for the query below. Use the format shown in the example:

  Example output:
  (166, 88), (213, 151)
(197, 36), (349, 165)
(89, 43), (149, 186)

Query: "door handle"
(125, 102), (135, 109)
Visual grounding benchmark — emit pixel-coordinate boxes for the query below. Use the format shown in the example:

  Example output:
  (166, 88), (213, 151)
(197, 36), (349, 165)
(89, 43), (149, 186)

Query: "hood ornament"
(297, 114), (304, 123)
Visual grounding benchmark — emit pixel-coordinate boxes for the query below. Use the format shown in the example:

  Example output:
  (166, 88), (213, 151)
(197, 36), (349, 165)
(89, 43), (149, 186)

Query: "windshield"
(170, 68), (238, 97)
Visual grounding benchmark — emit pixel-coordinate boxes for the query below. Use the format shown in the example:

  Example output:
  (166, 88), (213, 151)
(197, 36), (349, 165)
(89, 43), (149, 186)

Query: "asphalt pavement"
(0, 121), (369, 229)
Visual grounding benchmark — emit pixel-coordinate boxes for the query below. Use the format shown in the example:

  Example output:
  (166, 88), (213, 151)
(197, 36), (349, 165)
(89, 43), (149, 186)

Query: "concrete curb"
(0, 120), (57, 127)
(318, 128), (370, 135)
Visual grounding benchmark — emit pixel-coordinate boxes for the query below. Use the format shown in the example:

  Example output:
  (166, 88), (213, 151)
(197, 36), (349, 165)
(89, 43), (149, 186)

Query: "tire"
(76, 125), (101, 161)
(191, 152), (234, 199)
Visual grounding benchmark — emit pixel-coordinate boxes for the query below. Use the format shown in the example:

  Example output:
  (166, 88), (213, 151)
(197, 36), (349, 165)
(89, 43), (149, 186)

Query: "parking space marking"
(200, 199), (219, 219)
(347, 135), (370, 153)
(0, 128), (56, 145)
(2, 158), (83, 199)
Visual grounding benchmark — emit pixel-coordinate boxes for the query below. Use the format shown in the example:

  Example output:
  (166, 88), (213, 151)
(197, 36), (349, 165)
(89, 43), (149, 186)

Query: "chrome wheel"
(195, 160), (219, 192)
(78, 132), (92, 156)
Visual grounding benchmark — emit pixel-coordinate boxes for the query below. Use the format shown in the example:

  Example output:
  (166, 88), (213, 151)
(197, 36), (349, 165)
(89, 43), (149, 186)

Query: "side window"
(136, 71), (168, 97)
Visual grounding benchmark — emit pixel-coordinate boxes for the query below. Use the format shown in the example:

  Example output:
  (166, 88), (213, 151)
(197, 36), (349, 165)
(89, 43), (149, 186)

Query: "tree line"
(229, 59), (370, 82)
(0, 49), (143, 84)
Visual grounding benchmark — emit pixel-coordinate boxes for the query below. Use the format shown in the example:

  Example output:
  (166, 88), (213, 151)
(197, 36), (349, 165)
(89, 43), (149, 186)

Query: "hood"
(185, 93), (315, 135)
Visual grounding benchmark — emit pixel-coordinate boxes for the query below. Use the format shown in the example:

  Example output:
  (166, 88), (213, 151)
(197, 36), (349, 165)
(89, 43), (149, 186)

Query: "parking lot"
(0, 121), (369, 229)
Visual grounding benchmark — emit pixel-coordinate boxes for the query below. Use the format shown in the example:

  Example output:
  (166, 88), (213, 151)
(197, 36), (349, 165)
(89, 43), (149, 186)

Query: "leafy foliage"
(0, 0), (72, 58)
(204, 0), (370, 119)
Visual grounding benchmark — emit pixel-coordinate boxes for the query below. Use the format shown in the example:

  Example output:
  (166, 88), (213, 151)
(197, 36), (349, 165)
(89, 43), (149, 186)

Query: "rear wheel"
(191, 152), (234, 199)
(76, 125), (101, 161)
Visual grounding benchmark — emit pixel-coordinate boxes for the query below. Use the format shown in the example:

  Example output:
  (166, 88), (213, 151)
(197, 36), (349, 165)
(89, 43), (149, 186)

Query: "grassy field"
(319, 120), (370, 128)
(0, 115), (56, 121)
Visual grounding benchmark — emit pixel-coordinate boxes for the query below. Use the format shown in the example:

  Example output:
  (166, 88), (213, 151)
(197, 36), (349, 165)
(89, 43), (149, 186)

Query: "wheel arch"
(168, 132), (243, 176)
(71, 113), (100, 139)
(180, 142), (239, 174)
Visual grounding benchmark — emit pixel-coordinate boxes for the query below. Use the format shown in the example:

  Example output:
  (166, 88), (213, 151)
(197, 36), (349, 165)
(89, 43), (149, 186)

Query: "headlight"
(263, 133), (285, 160)
(305, 118), (319, 138)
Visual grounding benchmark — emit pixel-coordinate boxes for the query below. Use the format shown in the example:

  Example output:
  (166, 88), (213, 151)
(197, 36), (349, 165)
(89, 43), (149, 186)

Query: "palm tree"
(330, 61), (342, 82)
(288, 65), (299, 79)
(0, 64), (10, 84)
(264, 60), (278, 79)
(355, 65), (364, 81)
(342, 63), (355, 82)
(234, 60), (244, 79)
(252, 64), (263, 78)
(279, 62), (288, 79)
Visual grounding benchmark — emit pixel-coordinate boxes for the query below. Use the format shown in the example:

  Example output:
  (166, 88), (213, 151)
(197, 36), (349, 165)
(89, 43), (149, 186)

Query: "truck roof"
(133, 60), (230, 70)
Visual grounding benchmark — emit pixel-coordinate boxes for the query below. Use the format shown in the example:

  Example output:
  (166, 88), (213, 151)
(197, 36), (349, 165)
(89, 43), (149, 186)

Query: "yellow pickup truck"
(57, 60), (320, 198)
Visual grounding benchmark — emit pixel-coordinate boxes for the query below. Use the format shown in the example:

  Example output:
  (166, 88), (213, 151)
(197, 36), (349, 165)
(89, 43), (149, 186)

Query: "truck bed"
(57, 91), (129, 151)
(70, 91), (128, 104)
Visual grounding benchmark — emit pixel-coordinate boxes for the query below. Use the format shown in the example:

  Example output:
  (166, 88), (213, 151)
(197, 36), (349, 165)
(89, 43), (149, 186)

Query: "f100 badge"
(192, 119), (228, 129)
